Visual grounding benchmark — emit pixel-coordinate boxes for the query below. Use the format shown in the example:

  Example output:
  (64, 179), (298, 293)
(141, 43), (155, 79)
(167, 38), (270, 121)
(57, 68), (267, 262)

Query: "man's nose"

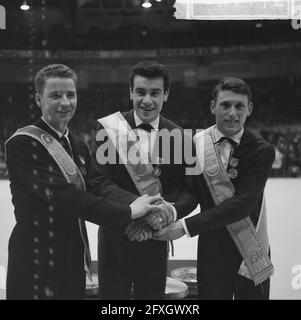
(60, 95), (70, 105)
(228, 106), (237, 117)
(142, 94), (152, 105)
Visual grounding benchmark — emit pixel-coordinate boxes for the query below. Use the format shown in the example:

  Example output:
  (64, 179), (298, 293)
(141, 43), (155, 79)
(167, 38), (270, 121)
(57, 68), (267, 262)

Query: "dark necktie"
(215, 136), (238, 148)
(60, 135), (73, 158)
(136, 123), (154, 132)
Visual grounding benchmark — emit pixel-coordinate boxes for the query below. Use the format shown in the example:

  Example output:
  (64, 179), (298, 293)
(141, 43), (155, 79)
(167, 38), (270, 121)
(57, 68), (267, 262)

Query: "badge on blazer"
(79, 155), (86, 165)
(153, 166), (161, 177)
(80, 166), (87, 176)
(229, 157), (239, 168)
(228, 168), (238, 179)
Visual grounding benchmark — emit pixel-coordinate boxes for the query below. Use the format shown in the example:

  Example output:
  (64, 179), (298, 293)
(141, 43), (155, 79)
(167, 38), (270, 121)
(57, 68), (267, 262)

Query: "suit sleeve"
(86, 123), (138, 205)
(185, 143), (275, 237)
(5, 135), (132, 229)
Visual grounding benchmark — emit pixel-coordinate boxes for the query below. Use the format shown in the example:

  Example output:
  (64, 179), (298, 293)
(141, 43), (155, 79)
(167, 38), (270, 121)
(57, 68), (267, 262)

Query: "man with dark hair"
(211, 77), (252, 103)
(5, 63), (161, 300)
(129, 60), (170, 93)
(154, 77), (275, 300)
(88, 60), (197, 299)
(34, 63), (78, 96)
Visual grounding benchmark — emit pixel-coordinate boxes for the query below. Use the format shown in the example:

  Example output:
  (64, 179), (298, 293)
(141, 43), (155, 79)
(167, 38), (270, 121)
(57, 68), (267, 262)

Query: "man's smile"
(140, 106), (155, 112)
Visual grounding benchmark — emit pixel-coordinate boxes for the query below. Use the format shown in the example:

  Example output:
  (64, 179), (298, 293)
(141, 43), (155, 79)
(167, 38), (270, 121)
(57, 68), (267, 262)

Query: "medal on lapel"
(80, 166), (87, 176)
(228, 168), (238, 179)
(153, 166), (161, 177)
(152, 156), (163, 177)
(79, 155), (86, 165)
(228, 156), (239, 179)
(79, 156), (87, 176)
(229, 157), (239, 168)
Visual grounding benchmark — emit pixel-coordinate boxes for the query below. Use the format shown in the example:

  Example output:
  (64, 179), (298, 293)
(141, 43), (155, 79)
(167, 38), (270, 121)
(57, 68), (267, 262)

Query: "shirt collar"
(214, 125), (244, 146)
(41, 117), (69, 139)
(134, 111), (160, 130)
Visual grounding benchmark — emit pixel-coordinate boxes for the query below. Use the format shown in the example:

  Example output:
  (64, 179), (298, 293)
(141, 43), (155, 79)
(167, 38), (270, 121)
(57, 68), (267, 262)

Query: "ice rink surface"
(1, 178), (300, 299)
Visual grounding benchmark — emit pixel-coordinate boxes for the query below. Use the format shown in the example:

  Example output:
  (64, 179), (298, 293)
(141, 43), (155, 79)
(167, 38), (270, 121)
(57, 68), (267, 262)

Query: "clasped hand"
(125, 199), (175, 242)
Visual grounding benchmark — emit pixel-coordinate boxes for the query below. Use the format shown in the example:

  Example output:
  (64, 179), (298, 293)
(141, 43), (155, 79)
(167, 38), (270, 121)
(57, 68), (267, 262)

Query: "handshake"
(127, 194), (175, 242)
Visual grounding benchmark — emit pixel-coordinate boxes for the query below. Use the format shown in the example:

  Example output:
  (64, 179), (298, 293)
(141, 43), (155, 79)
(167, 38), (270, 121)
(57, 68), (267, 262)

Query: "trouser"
(98, 230), (168, 300)
(197, 271), (270, 300)
(197, 231), (271, 300)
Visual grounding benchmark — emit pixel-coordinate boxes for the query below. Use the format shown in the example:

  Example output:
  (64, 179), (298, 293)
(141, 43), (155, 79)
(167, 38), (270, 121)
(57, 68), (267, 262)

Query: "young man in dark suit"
(4, 64), (161, 300)
(88, 61), (197, 300)
(154, 77), (275, 300)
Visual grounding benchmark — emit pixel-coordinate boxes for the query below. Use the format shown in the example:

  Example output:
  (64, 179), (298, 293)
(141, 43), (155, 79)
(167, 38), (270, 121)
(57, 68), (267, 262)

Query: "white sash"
(194, 126), (273, 285)
(97, 112), (162, 196)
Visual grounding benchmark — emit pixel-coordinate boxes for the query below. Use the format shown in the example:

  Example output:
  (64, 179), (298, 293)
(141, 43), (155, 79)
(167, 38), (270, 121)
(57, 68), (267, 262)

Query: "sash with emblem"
(7, 125), (92, 280)
(97, 111), (162, 197)
(194, 126), (274, 285)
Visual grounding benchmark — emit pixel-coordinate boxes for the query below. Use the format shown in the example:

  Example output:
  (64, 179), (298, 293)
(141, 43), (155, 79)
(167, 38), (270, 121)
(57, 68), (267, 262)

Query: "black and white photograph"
(0, 0), (301, 302)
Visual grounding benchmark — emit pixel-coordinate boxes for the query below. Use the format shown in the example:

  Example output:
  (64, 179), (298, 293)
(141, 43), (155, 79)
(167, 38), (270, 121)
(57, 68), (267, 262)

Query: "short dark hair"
(34, 64), (77, 95)
(129, 61), (170, 93)
(212, 77), (252, 103)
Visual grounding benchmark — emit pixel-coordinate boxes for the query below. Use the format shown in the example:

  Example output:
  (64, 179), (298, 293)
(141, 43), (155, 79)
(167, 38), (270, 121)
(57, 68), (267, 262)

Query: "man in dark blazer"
(154, 77), (275, 300)
(5, 64), (161, 300)
(88, 61), (197, 300)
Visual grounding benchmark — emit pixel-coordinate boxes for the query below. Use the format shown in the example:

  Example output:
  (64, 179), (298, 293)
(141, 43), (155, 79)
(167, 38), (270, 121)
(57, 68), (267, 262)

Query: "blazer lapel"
(232, 129), (254, 159)
(123, 109), (136, 129)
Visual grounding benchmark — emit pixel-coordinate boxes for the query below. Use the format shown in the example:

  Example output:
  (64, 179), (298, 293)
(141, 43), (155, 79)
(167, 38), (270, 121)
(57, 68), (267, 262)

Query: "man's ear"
(163, 89), (169, 102)
(247, 102), (253, 117)
(129, 88), (133, 101)
(35, 93), (42, 109)
(210, 100), (216, 115)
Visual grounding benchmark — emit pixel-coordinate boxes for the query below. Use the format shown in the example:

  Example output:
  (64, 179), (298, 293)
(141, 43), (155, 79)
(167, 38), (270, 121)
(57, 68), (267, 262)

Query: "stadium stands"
(1, 76), (300, 178)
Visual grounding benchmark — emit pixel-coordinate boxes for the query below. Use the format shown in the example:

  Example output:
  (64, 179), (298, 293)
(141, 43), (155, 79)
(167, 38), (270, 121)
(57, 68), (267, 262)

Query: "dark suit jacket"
(88, 109), (197, 230)
(185, 128), (275, 277)
(5, 119), (131, 300)
(88, 109), (197, 288)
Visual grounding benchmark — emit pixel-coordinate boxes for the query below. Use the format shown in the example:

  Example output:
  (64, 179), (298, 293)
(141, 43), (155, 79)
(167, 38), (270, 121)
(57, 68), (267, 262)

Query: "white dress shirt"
(133, 111), (159, 157)
(214, 126), (244, 169)
(133, 111), (177, 221)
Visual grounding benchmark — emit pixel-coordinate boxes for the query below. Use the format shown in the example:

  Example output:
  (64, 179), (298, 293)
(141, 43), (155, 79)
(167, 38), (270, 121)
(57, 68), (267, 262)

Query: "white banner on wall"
(174, 0), (296, 19)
